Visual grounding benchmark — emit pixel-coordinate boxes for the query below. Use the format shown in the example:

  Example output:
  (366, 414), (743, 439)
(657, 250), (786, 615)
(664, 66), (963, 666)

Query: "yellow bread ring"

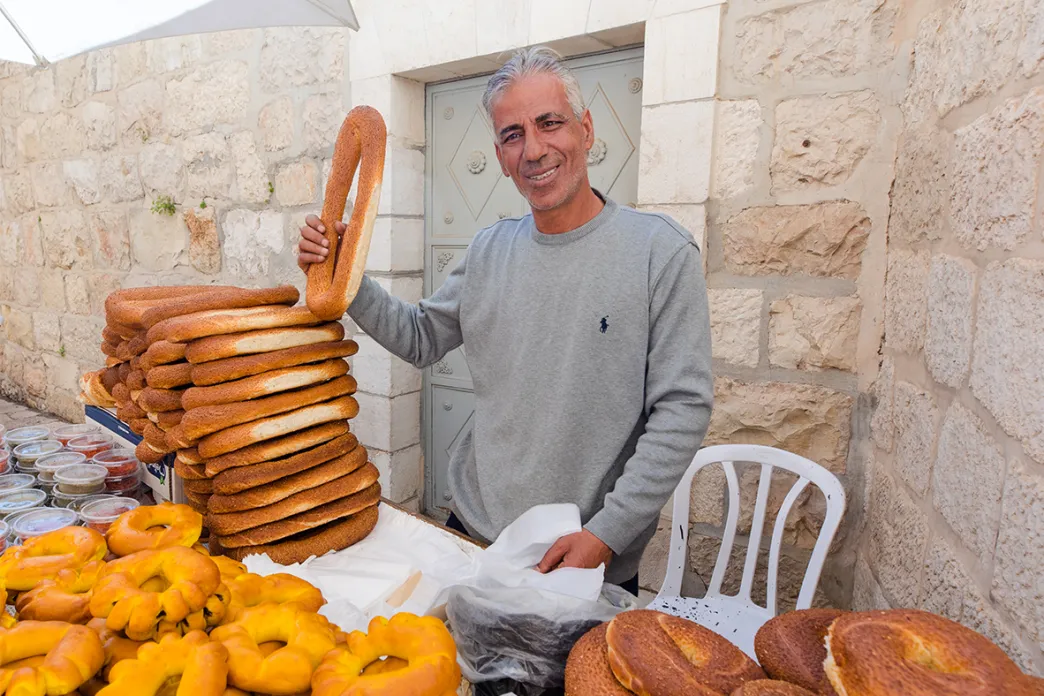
(154, 584), (231, 638)
(311, 613), (461, 696)
(105, 502), (203, 557)
(0, 527), (107, 592)
(224, 573), (325, 623)
(89, 547), (221, 641)
(96, 630), (229, 696)
(86, 618), (146, 682)
(210, 602), (336, 695)
(210, 556), (248, 585)
(0, 587), (14, 630)
(16, 560), (107, 624)
(0, 621), (105, 696)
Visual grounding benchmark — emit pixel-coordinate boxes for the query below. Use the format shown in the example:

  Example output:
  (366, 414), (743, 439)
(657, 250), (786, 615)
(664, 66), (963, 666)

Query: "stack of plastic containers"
(91, 448), (143, 497)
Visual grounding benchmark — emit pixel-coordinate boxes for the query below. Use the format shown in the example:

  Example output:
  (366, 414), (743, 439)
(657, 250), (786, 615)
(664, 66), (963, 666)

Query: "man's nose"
(522, 127), (549, 163)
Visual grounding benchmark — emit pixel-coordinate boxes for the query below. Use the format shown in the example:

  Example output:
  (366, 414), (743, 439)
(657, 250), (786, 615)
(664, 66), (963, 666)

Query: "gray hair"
(482, 46), (586, 123)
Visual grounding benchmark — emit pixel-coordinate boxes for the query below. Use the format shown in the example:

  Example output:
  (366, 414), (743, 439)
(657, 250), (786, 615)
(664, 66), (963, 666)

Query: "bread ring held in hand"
(306, 105), (387, 321)
(0, 526), (108, 591)
(105, 502), (203, 557)
(311, 612), (461, 696)
(210, 602), (337, 694)
(0, 621), (105, 696)
(89, 547), (221, 641)
(15, 560), (107, 624)
(96, 630), (230, 696)
(824, 608), (1035, 695)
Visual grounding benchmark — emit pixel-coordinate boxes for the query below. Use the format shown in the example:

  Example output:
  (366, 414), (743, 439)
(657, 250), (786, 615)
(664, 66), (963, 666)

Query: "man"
(298, 46), (713, 596)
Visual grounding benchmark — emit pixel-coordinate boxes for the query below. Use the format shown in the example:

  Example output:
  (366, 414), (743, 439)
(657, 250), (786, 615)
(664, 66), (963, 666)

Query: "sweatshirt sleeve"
(584, 242), (714, 555)
(346, 252), (467, 369)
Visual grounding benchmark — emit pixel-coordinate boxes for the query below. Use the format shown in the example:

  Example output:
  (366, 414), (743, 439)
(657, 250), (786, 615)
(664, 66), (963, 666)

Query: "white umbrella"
(0, 0), (358, 66)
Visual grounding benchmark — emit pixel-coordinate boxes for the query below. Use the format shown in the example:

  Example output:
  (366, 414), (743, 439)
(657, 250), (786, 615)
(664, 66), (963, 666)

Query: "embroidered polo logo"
(600, 316), (609, 334)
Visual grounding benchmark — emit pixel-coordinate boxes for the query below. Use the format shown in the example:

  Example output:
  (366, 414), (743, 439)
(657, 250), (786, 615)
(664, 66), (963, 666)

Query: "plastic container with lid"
(12, 440), (63, 471)
(92, 448), (140, 478)
(51, 423), (99, 446)
(0, 519), (8, 552)
(0, 449), (9, 475)
(0, 489), (48, 517)
(36, 452), (88, 482)
(79, 497), (140, 533)
(54, 464), (108, 495)
(11, 507), (78, 543)
(51, 489), (100, 509)
(105, 470), (142, 493)
(0, 474), (37, 494)
(66, 433), (114, 459)
(2, 426), (50, 450)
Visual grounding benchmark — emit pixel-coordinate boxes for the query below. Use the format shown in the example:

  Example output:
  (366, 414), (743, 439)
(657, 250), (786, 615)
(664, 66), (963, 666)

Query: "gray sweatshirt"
(348, 195), (713, 584)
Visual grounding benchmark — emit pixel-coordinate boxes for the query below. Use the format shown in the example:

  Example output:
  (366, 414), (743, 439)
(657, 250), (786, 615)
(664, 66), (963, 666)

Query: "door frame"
(421, 44), (646, 517)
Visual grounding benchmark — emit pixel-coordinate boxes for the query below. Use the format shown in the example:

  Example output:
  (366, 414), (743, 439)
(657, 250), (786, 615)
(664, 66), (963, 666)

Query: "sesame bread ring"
(147, 305), (321, 345)
(204, 422), (350, 477)
(223, 505), (379, 565)
(754, 608), (845, 694)
(0, 622), (105, 695)
(210, 602), (337, 694)
(224, 573), (325, 623)
(181, 359), (350, 411)
(137, 387), (185, 413)
(15, 560), (107, 624)
(0, 527), (108, 592)
(96, 630), (229, 696)
(731, 680), (818, 695)
(140, 341), (187, 371)
(145, 362), (194, 389)
(197, 397), (359, 459)
(177, 447), (204, 466)
(565, 623), (632, 696)
(212, 433), (360, 495)
(105, 502), (203, 557)
(190, 340), (358, 386)
(185, 323), (346, 365)
(175, 458), (209, 481)
(311, 613), (460, 696)
(89, 547), (221, 641)
(140, 286), (300, 329)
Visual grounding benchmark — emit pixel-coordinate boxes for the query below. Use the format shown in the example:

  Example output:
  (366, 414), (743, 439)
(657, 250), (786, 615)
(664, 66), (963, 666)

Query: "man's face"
(491, 73), (595, 212)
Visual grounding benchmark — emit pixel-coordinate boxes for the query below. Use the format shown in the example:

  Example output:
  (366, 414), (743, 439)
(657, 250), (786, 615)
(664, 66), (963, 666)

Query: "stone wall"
(850, 0), (1044, 675)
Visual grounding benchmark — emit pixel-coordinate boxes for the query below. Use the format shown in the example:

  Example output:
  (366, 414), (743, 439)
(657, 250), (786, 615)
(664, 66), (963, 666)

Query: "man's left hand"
(537, 529), (613, 573)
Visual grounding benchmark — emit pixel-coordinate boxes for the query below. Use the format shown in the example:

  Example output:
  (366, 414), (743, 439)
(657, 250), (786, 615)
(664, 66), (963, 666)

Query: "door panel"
(424, 47), (645, 515)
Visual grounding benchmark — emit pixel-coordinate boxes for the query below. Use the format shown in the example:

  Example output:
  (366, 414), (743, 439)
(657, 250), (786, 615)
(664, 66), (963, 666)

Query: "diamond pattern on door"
(584, 83), (636, 196)
(447, 107), (500, 220)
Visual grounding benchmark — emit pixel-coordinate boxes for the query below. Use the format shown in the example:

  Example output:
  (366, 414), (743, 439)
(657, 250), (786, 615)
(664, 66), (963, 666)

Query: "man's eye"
(503, 133), (520, 143)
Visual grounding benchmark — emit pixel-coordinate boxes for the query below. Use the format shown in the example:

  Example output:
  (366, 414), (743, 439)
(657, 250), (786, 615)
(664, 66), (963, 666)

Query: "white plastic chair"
(646, 444), (846, 661)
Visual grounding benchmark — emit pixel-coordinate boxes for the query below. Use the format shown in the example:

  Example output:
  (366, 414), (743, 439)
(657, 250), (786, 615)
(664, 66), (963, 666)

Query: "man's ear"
(581, 109), (595, 149)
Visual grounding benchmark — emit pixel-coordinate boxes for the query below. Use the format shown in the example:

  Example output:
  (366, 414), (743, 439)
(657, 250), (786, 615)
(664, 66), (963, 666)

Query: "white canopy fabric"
(0, 0), (358, 65)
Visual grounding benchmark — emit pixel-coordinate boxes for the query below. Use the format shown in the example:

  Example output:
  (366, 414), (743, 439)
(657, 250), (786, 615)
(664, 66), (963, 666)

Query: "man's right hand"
(297, 214), (346, 273)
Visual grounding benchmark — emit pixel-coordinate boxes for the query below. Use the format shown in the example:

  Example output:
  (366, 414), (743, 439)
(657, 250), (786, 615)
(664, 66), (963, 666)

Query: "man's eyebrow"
(497, 112), (569, 138)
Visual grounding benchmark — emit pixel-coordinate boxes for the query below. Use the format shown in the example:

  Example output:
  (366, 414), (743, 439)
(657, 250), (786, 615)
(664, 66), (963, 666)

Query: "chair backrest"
(659, 444), (846, 614)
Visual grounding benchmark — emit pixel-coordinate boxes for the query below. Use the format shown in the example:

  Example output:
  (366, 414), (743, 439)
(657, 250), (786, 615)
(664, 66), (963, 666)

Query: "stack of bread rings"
(0, 502), (462, 695)
(566, 607), (1043, 695)
(78, 106), (390, 566)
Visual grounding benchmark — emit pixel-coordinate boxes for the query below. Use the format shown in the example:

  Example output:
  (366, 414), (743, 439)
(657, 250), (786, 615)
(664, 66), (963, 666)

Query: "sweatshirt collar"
(530, 189), (618, 246)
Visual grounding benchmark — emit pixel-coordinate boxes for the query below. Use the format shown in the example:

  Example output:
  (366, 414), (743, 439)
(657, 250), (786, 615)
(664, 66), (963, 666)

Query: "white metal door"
(423, 46), (645, 515)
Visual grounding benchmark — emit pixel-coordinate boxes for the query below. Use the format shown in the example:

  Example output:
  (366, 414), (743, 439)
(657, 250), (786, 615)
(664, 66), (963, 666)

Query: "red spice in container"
(66, 433), (114, 460)
(79, 497), (140, 534)
(105, 470), (142, 493)
(51, 423), (99, 447)
(92, 448), (140, 478)
(0, 450), (9, 475)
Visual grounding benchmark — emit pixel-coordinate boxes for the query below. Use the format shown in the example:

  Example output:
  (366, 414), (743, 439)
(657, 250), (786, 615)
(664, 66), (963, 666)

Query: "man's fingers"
(300, 225), (329, 248)
(299, 238), (328, 257)
(537, 538), (570, 574)
(304, 213), (325, 232)
(335, 221), (347, 235)
(298, 252), (327, 266)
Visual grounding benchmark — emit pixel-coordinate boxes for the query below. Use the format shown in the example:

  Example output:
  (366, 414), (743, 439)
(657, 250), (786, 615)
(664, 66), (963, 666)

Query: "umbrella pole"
(0, 2), (47, 66)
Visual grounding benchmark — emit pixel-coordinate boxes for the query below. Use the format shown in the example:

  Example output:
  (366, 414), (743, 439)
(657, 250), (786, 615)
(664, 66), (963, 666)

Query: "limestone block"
(274, 159), (319, 207)
(16, 118), (40, 163)
(204, 30), (255, 56)
(222, 209), (283, 277)
(2, 171), (35, 214)
(889, 126), (951, 245)
(705, 377), (853, 472)
(89, 209), (131, 271)
(229, 132), (269, 204)
(851, 556), (890, 611)
(349, 75), (425, 144)
(365, 218), (424, 274)
(39, 210), (90, 270)
(88, 273), (123, 316)
(951, 88), (1044, 251)
(870, 355), (895, 452)
(12, 268), (39, 308)
(637, 101), (713, 204)
(772, 91), (881, 192)
(865, 468), (928, 607)
(117, 79), (163, 143)
(370, 444), (423, 504)
(1, 81), (22, 118)
(86, 50), (113, 93)
(303, 93), (343, 151)
(32, 312), (60, 352)
(0, 221), (15, 266)
(183, 208), (221, 275)
(925, 254), (976, 388)
(63, 275), (90, 316)
(0, 270), (11, 303)
(24, 360), (47, 398)
(82, 101), (117, 151)
(145, 36), (203, 73)
(30, 162), (74, 207)
(1020, 0), (1043, 78)
(769, 295), (861, 372)
(970, 259), (1044, 463)
(112, 44), (147, 88)
(182, 132), (232, 200)
(164, 61), (250, 136)
(884, 249), (928, 353)
(992, 459), (1044, 653)
(21, 216), (46, 267)
(42, 353), (80, 394)
(2, 306), (34, 349)
(378, 145), (424, 217)
(55, 55), (87, 108)
(63, 159), (101, 205)
(259, 28), (346, 93)
(643, 7), (720, 106)
(734, 0), (897, 84)
(708, 288), (761, 368)
(893, 381), (938, 496)
(352, 391), (421, 453)
(259, 97), (294, 152)
(99, 155), (143, 203)
(932, 402), (1005, 562)
(59, 315), (105, 363)
(737, 465), (828, 550)
(712, 100), (762, 200)
(38, 112), (85, 159)
(723, 201), (870, 279)
(23, 70), (56, 113)
(138, 142), (182, 198)
(128, 206), (188, 272)
(351, 334), (422, 398)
